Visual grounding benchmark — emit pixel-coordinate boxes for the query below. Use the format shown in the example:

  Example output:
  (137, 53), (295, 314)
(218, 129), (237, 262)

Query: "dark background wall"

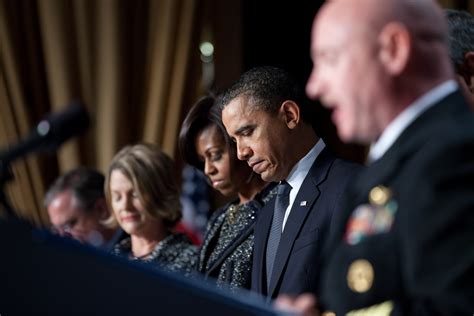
(240, 1), (366, 162)
(242, 1), (321, 84)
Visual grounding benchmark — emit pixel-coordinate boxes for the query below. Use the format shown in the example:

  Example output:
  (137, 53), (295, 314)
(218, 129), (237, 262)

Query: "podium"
(0, 219), (281, 316)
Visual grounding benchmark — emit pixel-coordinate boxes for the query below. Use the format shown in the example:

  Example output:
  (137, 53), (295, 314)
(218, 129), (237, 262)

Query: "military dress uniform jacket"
(320, 90), (474, 315)
(251, 148), (362, 299)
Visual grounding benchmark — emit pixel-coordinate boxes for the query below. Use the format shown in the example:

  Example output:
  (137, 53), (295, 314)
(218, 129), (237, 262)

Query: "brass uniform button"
(369, 185), (391, 206)
(347, 259), (374, 293)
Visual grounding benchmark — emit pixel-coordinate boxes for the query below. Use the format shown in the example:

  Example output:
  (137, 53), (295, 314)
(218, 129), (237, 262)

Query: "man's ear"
(378, 22), (411, 75)
(280, 100), (300, 129)
(95, 198), (109, 220)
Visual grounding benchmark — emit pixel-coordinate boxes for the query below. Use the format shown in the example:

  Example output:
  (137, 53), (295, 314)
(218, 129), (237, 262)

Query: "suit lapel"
(327, 90), (470, 255)
(357, 90), (468, 198)
(198, 211), (226, 273)
(268, 148), (334, 296)
(353, 155), (400, 203)
(335, 91), (466, 243)
(254, 195), (277, 294)
(206, 221), (255, 275)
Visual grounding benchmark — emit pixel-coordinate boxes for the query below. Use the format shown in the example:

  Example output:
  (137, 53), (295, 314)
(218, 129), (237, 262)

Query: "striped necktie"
(265, 180), (292, 290)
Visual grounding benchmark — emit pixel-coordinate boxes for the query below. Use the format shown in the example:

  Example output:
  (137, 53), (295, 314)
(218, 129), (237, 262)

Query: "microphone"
(0, 101), (90, 164)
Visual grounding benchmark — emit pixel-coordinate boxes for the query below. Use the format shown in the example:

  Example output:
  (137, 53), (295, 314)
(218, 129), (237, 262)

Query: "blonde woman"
(105, 143), (197, 275)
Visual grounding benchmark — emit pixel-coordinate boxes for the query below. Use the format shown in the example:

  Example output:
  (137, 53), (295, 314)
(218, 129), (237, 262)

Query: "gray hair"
(44, 167), (105, 212)
(445, 9), (474, 72)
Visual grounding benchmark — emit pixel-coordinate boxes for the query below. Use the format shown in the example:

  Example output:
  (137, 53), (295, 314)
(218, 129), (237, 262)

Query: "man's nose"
(236, 142), (251, 161)
(306, 67), (322, 101)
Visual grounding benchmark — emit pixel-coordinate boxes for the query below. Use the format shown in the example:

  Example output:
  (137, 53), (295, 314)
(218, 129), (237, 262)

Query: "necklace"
(227, 203), (241, 224)
(132, 250), (154, 260)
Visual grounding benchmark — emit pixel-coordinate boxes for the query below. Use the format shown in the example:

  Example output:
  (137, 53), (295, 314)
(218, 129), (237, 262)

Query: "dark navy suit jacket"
(251, 147), (362, 299)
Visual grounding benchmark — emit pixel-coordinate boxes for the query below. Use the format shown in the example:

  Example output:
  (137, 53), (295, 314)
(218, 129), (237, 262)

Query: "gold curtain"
(0, 0), (199, 226)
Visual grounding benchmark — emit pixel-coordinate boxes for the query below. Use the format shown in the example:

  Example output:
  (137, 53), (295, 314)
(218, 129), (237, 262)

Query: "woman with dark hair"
(105, 143), (197, 276)
(179, 95), (276, 290)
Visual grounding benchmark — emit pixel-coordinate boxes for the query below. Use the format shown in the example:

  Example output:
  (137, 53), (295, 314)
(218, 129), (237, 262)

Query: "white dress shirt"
(368, 80), (458, 163)
(281, 139), (326, 231)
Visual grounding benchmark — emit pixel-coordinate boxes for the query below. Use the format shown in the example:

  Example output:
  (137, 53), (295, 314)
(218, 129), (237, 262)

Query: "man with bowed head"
(218, 66), (362, 299)
(277, 0), (474, 315)
(45, 168), (122, 250)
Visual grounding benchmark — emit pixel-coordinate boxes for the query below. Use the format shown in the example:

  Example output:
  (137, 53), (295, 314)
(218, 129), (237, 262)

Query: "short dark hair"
(44, 167), (105, 212)
(445, 9), (474, 73)
(216, 66), (312, 123)
(179, 95), (234, 170)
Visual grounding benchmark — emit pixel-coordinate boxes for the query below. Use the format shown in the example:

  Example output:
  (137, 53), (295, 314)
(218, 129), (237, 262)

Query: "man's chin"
(337, 128), (364, 145)
(260, 170), (277, 183)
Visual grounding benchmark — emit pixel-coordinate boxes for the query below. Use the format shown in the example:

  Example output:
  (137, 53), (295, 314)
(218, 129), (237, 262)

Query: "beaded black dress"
(198, 183), (277, 290)
(112, 232), (198, 276)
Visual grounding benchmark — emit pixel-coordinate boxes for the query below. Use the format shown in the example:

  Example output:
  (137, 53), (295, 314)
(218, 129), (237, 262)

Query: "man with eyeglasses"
(45, 167), (122, 250)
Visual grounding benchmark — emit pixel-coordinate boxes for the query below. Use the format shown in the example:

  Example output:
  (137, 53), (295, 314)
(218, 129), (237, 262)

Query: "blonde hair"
(104, 143), (182, 229)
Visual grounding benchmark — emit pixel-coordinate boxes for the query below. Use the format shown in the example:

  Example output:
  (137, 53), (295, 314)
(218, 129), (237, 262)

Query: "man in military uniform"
(277, 0), (474, 315)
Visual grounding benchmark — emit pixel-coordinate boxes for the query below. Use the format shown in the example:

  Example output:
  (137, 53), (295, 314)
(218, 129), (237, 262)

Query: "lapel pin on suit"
(300, 201), (307, 206)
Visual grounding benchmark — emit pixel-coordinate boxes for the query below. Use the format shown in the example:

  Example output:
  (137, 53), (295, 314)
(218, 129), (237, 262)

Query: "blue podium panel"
(0, 220), (282, 316)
